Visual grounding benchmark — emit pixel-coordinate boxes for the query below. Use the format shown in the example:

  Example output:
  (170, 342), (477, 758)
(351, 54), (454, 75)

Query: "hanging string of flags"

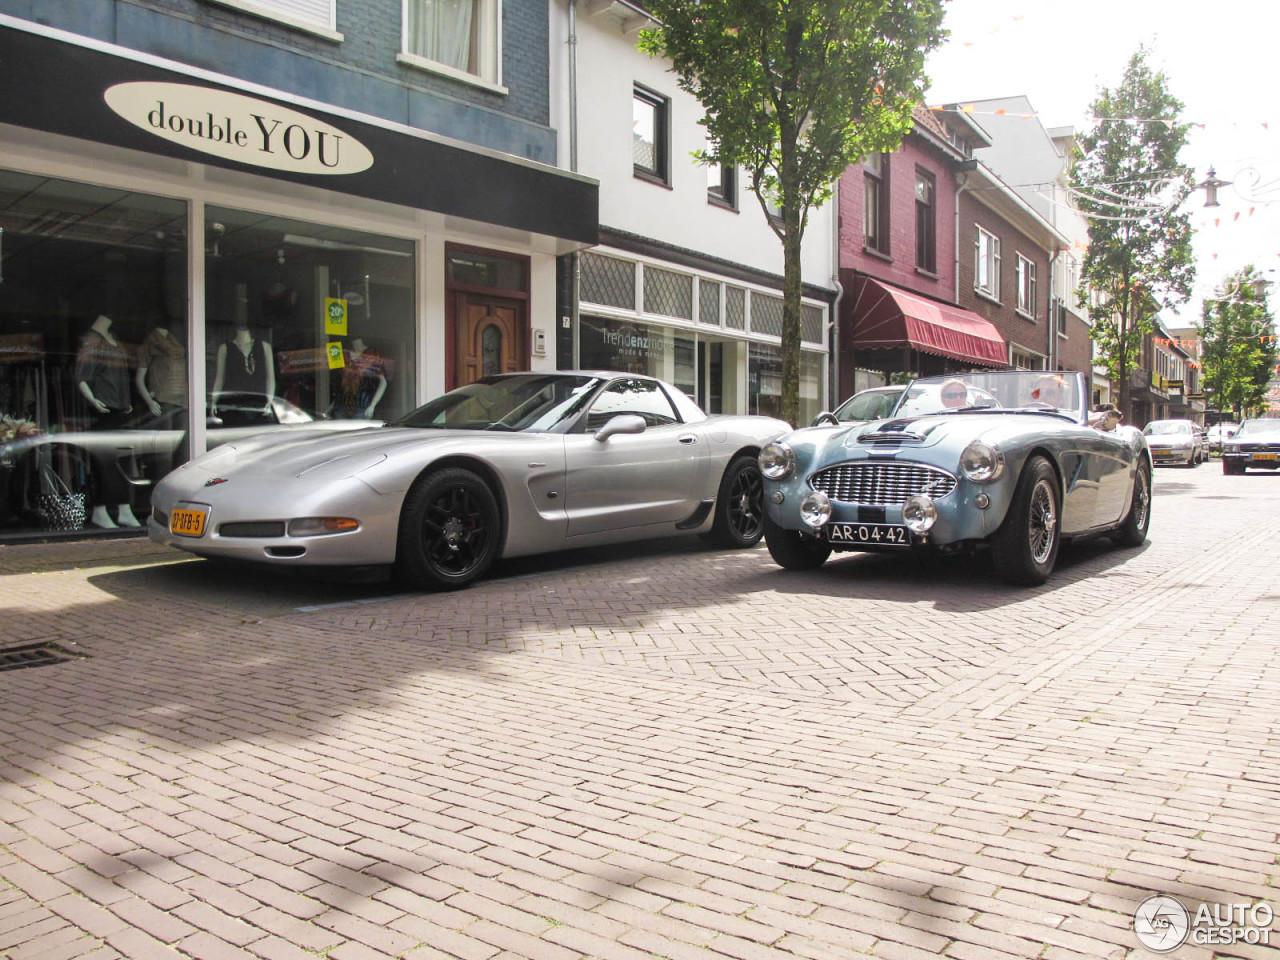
(929, 104), (1276, 132)
(1153, 335), (1280, 349)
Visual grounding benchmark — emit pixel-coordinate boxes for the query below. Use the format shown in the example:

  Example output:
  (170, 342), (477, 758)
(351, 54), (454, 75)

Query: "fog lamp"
(902, 495), (937, 533)
(288, 517), (359, 536)
(799, 490), (832, 528)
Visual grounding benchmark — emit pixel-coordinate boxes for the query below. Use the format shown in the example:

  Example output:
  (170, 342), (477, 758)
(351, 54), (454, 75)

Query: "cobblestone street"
(1, 464), (1277, 960)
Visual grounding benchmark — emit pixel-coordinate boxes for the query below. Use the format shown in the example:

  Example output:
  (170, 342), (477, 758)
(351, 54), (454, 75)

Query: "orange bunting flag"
(995, 109), (1006, 115)
(1235, 212), (1241, 221)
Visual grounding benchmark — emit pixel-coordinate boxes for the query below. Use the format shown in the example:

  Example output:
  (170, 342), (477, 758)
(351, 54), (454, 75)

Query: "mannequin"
(74, 315), (140, 528)
(334, 337), (388, 419)
(136, 321), (188, 416)
(211, 324), (275, 414)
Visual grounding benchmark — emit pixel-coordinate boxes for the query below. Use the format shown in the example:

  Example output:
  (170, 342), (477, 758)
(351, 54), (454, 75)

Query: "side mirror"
(594, 413), (646, 441)
(810, 411), (840, 427)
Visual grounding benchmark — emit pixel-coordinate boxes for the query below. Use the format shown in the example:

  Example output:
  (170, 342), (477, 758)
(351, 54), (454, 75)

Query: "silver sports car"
(149, 372), (790, 589)
(759, 370), (1152, 585)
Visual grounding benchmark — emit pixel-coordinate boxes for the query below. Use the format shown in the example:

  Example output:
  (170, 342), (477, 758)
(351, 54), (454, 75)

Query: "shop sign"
(324, 298), (349, 336)
(103, 82), (373, 175)
(326, 342), (346, 370)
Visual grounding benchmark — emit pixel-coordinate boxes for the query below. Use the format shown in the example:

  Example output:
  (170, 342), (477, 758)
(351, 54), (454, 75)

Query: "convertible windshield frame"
(890, 370), (1088, 423)
(392, 374), (603, 433)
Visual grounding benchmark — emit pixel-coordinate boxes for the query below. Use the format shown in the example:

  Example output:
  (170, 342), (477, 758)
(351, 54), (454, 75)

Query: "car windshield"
(834, 388), (902, 422)
(1236, 419), (1280, 437)
(891, 371), (1084, 420)
(1144, 421), (1191, 436)
(393, 374), (600, 432)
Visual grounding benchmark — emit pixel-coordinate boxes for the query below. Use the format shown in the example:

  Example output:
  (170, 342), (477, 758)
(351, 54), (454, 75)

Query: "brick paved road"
(1, 464), (1277, 960)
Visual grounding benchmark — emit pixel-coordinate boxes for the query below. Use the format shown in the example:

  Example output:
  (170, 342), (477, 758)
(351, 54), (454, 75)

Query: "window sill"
(863, 246), (893, 263)
(1057, 330), (1069, 339)
(707, 195), (739, 212)
(396, 52), (508, 95)
(975, 289), (1001, 306)
(206, 0), (344, 41)
(1016, 308), (1036, 322)
(635, 169), (672, 189)
(915, 266), (939, 280)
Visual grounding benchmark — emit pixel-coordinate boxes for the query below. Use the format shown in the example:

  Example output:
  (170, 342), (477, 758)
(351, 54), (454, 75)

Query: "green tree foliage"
(1200, 267), (1278, 419)
(638, 0), (945, 426)
(1072, 48), (1195, 413)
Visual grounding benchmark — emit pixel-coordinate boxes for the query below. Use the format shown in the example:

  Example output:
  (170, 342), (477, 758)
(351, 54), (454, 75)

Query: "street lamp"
(1195, 167), (1231, 207)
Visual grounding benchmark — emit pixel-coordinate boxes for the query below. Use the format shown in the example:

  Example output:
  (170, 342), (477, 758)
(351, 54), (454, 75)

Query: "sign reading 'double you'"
(104, 82), (374, 175)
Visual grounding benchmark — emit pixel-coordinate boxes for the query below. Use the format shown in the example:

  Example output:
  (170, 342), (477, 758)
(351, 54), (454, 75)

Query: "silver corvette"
(148, 372), (790, 589)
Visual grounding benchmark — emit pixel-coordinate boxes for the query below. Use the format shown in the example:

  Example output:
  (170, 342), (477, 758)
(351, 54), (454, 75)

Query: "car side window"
(586, 378), (678, 430)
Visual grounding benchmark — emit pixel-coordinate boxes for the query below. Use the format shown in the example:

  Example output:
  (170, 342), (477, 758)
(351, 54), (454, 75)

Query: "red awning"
(848, 276), (1007, 367)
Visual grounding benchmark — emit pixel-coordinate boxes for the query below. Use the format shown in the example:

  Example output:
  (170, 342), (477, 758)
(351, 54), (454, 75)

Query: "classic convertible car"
(149, 372), (790, 589)
(759, 371), (1152, 585)
(1222, 418), (1280, 474)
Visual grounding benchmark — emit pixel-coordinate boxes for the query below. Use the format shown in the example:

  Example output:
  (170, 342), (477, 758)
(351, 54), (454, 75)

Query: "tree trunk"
(780, 216), (804, 428)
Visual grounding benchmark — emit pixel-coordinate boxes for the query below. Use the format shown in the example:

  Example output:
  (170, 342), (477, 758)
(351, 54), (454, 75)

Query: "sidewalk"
(1, 466), (1277, 960)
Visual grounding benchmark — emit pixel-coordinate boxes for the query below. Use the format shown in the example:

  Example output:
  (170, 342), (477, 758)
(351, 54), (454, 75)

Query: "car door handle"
(678, 433), (698, 445)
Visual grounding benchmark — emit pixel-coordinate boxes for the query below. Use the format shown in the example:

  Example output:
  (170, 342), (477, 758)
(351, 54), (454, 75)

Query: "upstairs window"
(208, 0), (340, 38)
(864, 154), (888, 254)
(914, 170), (936, 273)
(402, 0), (501, 89)
(1016, 254), (1037, 318)
(633, 86), (670, 184)
(708, 161), (737, 208)
(975, 226), (1001, 300)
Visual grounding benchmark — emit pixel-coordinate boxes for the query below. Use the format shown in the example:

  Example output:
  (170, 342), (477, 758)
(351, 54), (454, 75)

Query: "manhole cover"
(0, 641), (86, 672)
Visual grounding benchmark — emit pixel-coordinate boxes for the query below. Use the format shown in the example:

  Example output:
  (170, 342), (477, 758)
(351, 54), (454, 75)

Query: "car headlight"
(960, 441), (1004, 482)
(799, 490), (831, 528)
(902, 495), (937, 533)
(759, 441), (795, 480)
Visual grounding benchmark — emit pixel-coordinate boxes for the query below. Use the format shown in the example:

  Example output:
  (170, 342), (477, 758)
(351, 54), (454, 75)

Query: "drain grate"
(0, 641), (85, 672)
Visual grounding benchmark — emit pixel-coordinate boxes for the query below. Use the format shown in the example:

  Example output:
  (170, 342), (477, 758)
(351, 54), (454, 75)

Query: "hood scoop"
(858, 418), (928, 444)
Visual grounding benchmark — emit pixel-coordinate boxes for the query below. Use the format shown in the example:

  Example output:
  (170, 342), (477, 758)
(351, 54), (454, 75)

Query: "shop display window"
(749, 342), (824, 426)
(578, 316), (695, 399)
(0, 171), (187, 539)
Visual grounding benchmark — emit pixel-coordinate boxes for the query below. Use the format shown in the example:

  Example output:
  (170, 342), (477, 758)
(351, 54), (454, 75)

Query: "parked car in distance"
(1206, 421), (1239, 455)
(1142, 418), (1206, 466)
(150, 372), (791, 590)
(1222, 418), (1280, 474)
(814, 385), (905, 426)
(759, 371), (1152, 587)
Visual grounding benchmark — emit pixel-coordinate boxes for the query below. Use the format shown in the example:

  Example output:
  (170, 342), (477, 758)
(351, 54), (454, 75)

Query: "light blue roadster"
(759, 371), (1152, 585)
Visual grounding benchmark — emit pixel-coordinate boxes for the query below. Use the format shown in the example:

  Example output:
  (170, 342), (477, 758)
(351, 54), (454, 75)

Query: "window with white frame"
(975, 226), (1001, 299)
(209, 0), (338, 36)
(1010, 346), (1045, 370)
(402, 0), (500, 86)
(1016, 253), (1036, 318)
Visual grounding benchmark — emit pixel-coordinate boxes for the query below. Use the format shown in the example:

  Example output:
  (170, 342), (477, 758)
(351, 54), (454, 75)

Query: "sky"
(924, 0), (1280, 329)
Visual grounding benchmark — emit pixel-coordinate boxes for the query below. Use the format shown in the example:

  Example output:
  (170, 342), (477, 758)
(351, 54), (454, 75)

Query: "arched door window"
(481, 324), (503, 377)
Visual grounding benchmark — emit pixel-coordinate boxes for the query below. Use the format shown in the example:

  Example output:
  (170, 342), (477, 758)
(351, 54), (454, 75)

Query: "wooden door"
(453, 293), (527, 388)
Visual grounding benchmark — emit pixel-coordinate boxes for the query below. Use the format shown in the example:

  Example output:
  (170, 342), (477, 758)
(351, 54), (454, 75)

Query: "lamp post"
(1195, 167), (1231, 207)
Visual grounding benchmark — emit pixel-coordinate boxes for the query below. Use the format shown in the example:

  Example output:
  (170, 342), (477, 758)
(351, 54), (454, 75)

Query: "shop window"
(401, 0), (502, 89)
(975, 225), (1001, 300)
(1016, 254), (1037, 319)
(0, 170), (187, 541)
(643, 267), (693, 320)
(448, 250), (525, 291)
(578, 316), (694, 397)
(205, 206), (416, 430)
(725, 286), (746, 330)
(580, 253), (636, 310)
(915, 170), (936, 273)
(748, 342), (823, 425)
(864, 154), (889, 254)
(699, 281), (722, 326)
(633, 86), (670, 184)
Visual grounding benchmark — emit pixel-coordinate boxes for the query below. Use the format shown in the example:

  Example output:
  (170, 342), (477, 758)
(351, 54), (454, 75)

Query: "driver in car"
(940, 378), (969, 409)
(1031, 374), (1068, 408)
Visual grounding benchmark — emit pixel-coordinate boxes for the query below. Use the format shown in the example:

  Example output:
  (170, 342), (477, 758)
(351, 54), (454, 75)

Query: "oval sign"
(104, 81), (373, 176)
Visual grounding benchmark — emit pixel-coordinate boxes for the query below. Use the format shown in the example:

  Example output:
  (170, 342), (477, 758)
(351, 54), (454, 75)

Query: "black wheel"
(395, 468), (501, 590)
(763, 515), (832, 570)
(1111, 462), (1151, 547)
(703, 455), (766, 548)
(991, 456), (1060, 586)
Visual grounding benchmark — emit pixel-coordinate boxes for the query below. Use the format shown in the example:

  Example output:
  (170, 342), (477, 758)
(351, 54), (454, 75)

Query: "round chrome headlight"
(759, 441), (795, 480)
(902, 495), (937, 533)
(960, 441), (1004, 482)
(799, 490), (832, 528)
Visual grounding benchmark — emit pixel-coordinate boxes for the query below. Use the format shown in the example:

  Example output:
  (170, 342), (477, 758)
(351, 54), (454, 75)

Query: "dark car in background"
(1222, 419), (1280, 474)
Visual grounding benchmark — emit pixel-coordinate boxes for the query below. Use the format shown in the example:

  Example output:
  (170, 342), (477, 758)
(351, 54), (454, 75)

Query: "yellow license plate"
(169, 507), (208, 537)
(1253, 453), (1277, 461)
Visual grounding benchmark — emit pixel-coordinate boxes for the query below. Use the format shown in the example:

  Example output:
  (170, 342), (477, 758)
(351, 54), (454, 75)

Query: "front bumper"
(1223, 451), (1280, 469)
(1149, 447), (1193, 465)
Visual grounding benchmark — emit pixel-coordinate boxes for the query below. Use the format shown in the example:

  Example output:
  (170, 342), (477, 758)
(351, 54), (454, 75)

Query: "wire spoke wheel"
(1027, 478), (1057, 565)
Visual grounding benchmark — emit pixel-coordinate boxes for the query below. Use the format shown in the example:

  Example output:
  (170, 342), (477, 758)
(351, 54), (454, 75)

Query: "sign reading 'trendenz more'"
(103, 82), (373, 175)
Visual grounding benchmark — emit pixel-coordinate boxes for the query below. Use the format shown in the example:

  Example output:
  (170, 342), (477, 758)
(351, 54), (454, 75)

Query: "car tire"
(703, 455), (766, 548)
(991, 456), (1060, 586)
(1110, 461), (1151, 548)
(395, 467), (501, 591)
(763, 515), (832, 570)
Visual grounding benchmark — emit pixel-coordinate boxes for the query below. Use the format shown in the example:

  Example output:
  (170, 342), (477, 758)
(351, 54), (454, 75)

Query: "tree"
(637, 0), (945, 426)
(1200, 267), (1278, 420)
(1071, 48), (1195, 415)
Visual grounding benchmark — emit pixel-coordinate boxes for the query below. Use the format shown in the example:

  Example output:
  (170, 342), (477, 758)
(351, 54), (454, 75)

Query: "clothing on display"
(136, 326), (188, 412)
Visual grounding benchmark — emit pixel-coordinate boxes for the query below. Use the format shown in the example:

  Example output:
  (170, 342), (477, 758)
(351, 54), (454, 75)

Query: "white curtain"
(408, 0), (475, 73)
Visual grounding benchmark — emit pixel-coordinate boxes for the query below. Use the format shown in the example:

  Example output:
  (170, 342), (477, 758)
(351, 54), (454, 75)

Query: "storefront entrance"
(453, 293), (528, 387)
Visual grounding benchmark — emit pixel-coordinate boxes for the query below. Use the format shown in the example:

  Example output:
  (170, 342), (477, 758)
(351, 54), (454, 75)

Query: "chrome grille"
(811, 462), (957, 504)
